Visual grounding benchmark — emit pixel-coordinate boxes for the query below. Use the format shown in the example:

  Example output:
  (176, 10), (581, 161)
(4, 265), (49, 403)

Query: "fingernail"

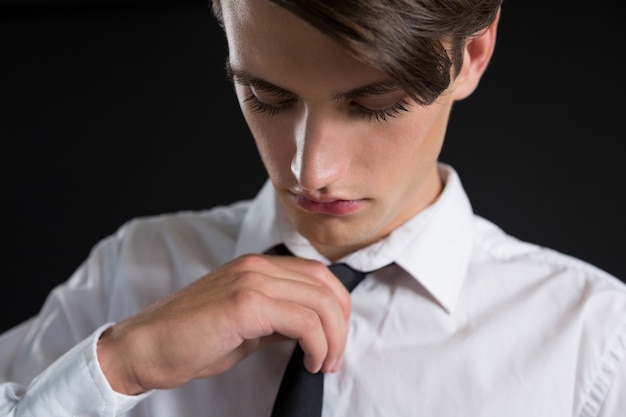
(326, 358), (337, 373)
(331, 357), (343, 373)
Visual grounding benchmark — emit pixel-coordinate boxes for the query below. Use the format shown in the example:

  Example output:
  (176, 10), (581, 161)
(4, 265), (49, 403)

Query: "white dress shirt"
(1, 164), (625, 416)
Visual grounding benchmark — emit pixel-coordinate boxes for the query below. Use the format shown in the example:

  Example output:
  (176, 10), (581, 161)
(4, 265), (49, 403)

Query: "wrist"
(96, 325), (147, 396)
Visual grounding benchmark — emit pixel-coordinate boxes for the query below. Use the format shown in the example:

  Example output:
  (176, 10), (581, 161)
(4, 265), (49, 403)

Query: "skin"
(224, 0), (496, 261)
(97, 0), (499, 396)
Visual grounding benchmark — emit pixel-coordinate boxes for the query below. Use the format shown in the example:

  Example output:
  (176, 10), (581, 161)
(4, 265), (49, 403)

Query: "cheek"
(397, 104), (448, 158)
(365, 110), (446, 184)
(244, 116), (295, 180)
(366, 117), (431, 165)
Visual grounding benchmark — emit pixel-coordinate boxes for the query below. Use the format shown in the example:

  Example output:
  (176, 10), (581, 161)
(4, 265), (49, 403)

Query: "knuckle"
(310, 261), (332, 278)
(232, 286), (262, 310)
(315, 288), (337, 312)
(235, 270), (265, 289)
(299, 309), (322, 332)
(237, 253), (273, 270)
(231, 288), (274, 337)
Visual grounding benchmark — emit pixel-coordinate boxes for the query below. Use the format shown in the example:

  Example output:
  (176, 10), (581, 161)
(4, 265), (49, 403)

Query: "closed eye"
(348, 87), (412, 122)
(244, 89), (297, 116)
(352, 98), (411, 122)
(244, 89), (411, 121)
(228, 65), (412, 122)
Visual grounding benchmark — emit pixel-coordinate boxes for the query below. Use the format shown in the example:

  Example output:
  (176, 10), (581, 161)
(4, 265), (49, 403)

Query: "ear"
(452, 8), (500, 101)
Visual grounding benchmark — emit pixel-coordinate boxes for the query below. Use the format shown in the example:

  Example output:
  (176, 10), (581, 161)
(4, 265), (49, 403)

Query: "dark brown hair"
(211, 0), (502, 105)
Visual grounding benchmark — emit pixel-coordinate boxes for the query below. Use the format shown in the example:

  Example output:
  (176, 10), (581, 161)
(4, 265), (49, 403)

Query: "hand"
(96, 253), (352, 395)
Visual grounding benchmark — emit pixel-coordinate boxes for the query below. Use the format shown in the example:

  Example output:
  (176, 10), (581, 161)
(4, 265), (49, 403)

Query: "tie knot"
(328, 263), (366, 292)
(271, 244), (368, 292)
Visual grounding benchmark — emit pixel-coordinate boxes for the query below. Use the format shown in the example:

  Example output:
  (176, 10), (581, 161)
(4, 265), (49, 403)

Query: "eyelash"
(243, 93), (294, 117)
(243, 92), (411, 122)
(357, 99), (411, 122)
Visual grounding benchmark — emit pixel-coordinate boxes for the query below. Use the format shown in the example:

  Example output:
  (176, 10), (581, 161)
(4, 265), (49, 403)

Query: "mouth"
(290, 192), (367, 216)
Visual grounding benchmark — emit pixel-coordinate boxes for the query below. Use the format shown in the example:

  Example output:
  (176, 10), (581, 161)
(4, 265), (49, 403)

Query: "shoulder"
(472, 214), (625, 292)
(470, 215), (626, 415)
(115, 199), (253, 245)
(86, 199), (255, 281)
(469, 213), (626, 348)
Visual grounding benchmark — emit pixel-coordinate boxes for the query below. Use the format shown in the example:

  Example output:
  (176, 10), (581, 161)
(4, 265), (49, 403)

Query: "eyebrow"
(226, 65), (291, 96)
(335, 80), (404, 101)
(226, 63), (403, 100)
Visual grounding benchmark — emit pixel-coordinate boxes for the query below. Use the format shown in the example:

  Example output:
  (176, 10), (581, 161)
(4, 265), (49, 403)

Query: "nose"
(290, 108), (350, 191)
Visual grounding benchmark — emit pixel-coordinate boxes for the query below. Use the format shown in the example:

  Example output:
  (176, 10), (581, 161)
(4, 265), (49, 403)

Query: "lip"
(291, 193), (366, 216)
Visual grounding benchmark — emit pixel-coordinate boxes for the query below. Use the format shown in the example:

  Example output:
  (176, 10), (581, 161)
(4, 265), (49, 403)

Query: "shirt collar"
(391, 164), (475, 313)
(234, 179), (284, 257)
(235, 163), (475, 313)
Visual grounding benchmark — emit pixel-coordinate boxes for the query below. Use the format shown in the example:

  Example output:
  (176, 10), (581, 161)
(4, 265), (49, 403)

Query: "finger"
(242, 284), (347, 373)
(230, 266), (350, 370)
(248, 254), (353, 371)
(267, 278), (349, 372)
(242, 254), (353, 319)
(214, 254), (354, 371)
(235, 288), (332, 373)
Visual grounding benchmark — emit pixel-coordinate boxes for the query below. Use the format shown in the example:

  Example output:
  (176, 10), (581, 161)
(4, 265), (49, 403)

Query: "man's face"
(221, 0), (459, 260)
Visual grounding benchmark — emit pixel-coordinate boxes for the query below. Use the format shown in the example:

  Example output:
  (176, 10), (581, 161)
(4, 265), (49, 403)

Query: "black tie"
(270, 245), (367, 417)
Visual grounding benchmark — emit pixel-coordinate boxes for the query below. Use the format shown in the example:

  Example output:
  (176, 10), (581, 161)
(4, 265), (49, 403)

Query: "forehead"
(220, 0), (341, 69)
(219, 0), (390, 95)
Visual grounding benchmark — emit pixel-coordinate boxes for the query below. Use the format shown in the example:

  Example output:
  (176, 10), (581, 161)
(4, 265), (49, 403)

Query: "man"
(1, 0), (624, 416)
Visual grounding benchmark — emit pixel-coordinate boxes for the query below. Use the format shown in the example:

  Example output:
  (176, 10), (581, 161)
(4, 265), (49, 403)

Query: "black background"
(1, 1), (624, 333)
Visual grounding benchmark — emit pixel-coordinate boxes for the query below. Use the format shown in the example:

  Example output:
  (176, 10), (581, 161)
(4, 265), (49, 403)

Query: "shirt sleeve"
(595, 322), (626, 417)
(0, 324), (149, 416)
(0, 225), (152, 416)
